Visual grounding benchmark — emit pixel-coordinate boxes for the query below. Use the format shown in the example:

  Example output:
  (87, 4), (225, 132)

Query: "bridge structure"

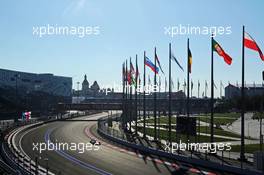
(56, 98), (211, 113)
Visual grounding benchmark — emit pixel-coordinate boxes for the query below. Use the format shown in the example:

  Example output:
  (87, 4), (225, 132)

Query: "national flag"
(122, 62), (125, 82)
(136, 60), (139, 80)
(171, 79), (174, 89)
(155, 53), (164, 74)
(214, 82), (217, 89)
(145, 56), (159, 74)
(165, 77), (167, 91)
(212, 38), (232, 65)
(148, 75), (151, 85)
(177, 78), (180, 91)
(130, 61), (135, 76)
(244, 32), (264, 61)
(130, 61), (136, 85)
(171, 53), (184, 71)
(188, 47), (192, 73)
(158, 76), (161, 87)
(183, 79), (186, 88)
(127, 70), (132, 85)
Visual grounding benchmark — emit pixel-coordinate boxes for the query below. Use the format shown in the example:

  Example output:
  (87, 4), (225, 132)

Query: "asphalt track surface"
(15, 113), (182, 175)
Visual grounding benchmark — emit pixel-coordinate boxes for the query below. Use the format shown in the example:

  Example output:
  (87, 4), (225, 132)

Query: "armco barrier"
(97, 118), (264, 175)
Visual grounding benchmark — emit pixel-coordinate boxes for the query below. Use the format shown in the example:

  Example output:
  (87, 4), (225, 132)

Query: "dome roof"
(82, 75), (89, 85)
(91, 81), (100, 90)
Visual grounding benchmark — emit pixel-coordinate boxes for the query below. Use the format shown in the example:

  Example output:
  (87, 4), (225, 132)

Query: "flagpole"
(240, 25), (246, 162)
(125, 60), (128, 130)
(135, 55), (138, 135)
(198, 80), (200, 98)
(220, 81), (222, 98)
(169, 43), (172, 146)
(191, 80), (193, 97)
(129, 57), (132, 132)
(205, 80), (207, 98)
(154, 47), (157, 141)
(210, 34), (214, 144)
(187, 38), (190, 141)
(158, 76), (161, 140)
(122, 62), (125, 127)
(143, 51), (146, 138)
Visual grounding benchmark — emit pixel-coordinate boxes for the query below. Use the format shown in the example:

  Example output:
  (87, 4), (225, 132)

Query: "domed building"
(79, 75), (100, 97)
(82, 75), (89, 95)
(90, 81), (100, 92)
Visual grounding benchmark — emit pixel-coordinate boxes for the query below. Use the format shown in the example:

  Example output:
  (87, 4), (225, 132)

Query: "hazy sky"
(0, 0), (263, 96)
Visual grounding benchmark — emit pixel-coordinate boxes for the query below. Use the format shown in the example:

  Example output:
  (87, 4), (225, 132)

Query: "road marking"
(45, 129), (113, 175)
(84, 126), (218, 175)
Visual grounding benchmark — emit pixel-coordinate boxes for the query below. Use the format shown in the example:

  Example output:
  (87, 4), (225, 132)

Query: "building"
(0, 68), (72, 97)
(79, 74), (100, 96)
(82, 75), (90, 95)
(225, 83), (264, 99)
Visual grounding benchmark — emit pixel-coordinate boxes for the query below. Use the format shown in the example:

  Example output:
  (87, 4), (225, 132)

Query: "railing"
(97, 113), (264, 175)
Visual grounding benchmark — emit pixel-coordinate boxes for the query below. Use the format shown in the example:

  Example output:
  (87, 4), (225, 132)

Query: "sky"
(0, 0), (264, 97)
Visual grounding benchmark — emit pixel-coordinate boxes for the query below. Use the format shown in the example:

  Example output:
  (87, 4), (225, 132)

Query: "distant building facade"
(0, 68), (72, 97)
(225, 83), (264, 99)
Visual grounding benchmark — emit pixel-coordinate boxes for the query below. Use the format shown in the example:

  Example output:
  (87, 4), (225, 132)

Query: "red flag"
(244, 32), (264, 61)
(212, 38), (232, 65)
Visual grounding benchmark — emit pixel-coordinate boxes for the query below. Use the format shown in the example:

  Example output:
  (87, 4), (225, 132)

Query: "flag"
(158, 76), (161, 87)
(130, 61), (136, 85)
(244, 32), (264, 61)
(177, 78), (180, 91)
(127, 70), (132, 85)
(191, 80), (193, 90)
(212, 38), (232, 65)
(214, 83), (217, 89)
(145, 56), (159, 73)
(165, 77), (167, 91)
(148, 75), (151, 85)
(188, 47), (192, 73)
(155, 53), (164, 74)
(171, 53), (184, 71)
(183, 79), (186, 88)
(171, 79), (174, 89)
(136, 60), (139, 79)
(122, 62), (126, 82)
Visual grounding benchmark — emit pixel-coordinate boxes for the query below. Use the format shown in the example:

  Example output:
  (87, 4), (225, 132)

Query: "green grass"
(198, 126), (241, 138)
(137, 126), (236, 143)
(139, 113), (240, 126)
(230, 144), (263, 153)
(139, 116), (176, 124)
(198, 113), (240, 125)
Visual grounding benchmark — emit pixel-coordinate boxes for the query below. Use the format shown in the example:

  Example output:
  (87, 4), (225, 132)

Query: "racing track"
(14, 112), (178, 175)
